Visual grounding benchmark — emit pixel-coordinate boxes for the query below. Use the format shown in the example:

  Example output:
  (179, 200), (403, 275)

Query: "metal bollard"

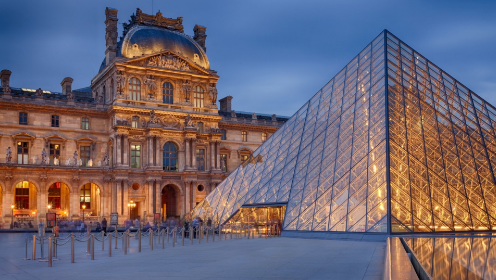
(32, 235), (36, 260)
(109, 233), (112, 257)
(219, 226), (222, 241)
(138, 229), (142, 253)
(127, 230), (130, 248)
(40, 236), (44, 260)
(166, 228), (169, 243)
(124, 232), (127, 255)
(71, 233), (75, 263)
(23, 237), (30, 260)
(198, 228), (201, 244)
(162, 230), (165, 249)
(181, 228), (185, 246)
(48, 237), (52, 267)
(150, 230), (153, 251)
(115, 228), (118, 249)
(91, 234), (95, 260)
(190, 227), (193, 245)
(102, 231), (105, 251)
(172, 229), (176, 247)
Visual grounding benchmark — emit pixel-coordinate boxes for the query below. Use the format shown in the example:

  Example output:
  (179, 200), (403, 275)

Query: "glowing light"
(378, 189), (382, 197)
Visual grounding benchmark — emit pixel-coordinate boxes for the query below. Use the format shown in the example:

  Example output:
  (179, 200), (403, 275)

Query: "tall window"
(48, 182), (61, 209)
(197, 149), (205, 171)
(131, 145), (141, 168)
(220, 129), (226, 140)
(262, 132), (267, 142)
(241, 154), (249, 163)
(193, 86), (204, 109)
(15, 181), (30, 209)
(49, 144), (60, 165)
(197, 122), (204, 133)
(163, 142), (178, 171)
(80, 183), (91, 209)
(129, 77), (141, 101)
(17, 142), (29, 164)
(220, 154), (228, 172)
(19, 112), (28, 125)
(132, 116), (139, 128)
(242, 131), (248, 142)
(51, 115), (59, 127)
(80, 146), (90, 167)
(163, 82), (173, 104)
(81, 117), (89, 130)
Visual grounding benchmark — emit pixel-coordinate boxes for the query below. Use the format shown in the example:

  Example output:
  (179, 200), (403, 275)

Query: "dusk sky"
(1, 0), (495, 116)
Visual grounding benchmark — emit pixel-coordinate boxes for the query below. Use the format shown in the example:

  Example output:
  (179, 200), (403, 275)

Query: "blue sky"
(1, 0), (495, 116)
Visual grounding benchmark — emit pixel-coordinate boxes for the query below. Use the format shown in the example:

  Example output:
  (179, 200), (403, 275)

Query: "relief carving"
(148, 54), (190, 72)
(181, 80), (192, 102)
(144, 76), (157, 100)
(208, 83), (218, 105)
(162, 115), (181, 129)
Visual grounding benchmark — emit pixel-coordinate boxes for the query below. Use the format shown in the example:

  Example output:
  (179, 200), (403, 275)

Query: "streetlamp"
(47, 204), (51, 212)
(10, 204), (15, 229)
(82, 204), (86, 224)
(127, 200), (136, 221)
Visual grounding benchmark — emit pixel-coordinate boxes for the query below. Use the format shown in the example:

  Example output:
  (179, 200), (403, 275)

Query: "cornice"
(0, 101), (107, 117)
(218, 122), (280, 132)
(110, 106), (223, 121)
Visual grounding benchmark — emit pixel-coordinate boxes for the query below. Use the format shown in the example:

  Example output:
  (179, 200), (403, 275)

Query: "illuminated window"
(242, 131), (247, 142)
(15, 181), (30, 209)
(262, 132), (267, 142)
(48, 182), (61, 209)
(80, 146), (90, 167)
(80, 183), (91, 209)
(197, 122), (204, 133)
(220, 129), (226, 140)
(162, 82), (173, 104)
(132, 116), (139, 128)
(19, 112), (28, 125)
(51, 115), (59, 127)
(49, 144), (60, 165)
(81, 118), (89, 130)
(241, 154), (249, 163)
(197, 149), (205, 171)
(128, 77), (141, 101)
(163, 142), (178, 171)
(17, 142), (29, 164)
(131, 145), (141, 168)
(193, 86), (204, 108)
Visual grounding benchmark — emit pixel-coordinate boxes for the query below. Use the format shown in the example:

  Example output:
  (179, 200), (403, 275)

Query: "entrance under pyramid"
(191, 30), (496, 234)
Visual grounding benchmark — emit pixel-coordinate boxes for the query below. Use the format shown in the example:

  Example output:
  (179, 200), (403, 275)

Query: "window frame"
(80, 184), (91, 209)
(193, 86), (204, 108)
(17, 141), (29, 164)
(128, 77), (141, 101)
(162, 82), (174, 104)
(242, 131), (248, 142)
(81, 117), (90, 130)
(15, 181), (30, 209)
(262, 132), (267, 142)
(197, 122), (204, 133)
(19, 112), (28, 125)
(80, 145), (91, 167)
(132, 116), (140, 128)
(51, 115), (60, 127)
(130, 144), (141, 169)
(196, 148), (206, 171)
(163, 142), (178, 172)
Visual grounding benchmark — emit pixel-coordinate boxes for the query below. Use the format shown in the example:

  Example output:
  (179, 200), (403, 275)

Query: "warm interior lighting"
(82, 204), (86, 210)
(11, 205), (14, 209)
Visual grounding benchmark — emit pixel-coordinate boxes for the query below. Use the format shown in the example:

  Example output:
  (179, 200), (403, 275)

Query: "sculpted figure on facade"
(2, 77), (11, 95)
(36, 88), (44, 97)
(144, 76), (157, 99)
(41, 148), (48, 165)
(115, 71), (126, 98)
(149, 110), (159, 124)
(231, 110), (236, 118)
(148, 54), (190, 72)
(184, 114), (194, 128)
(6, 146), (12, 163)
(73, 150), (79, 166)
(103, 152), (110, 166)
(66, 91), (75, 101)
(162, 115), (181, 129)
(181, 80), (192, 102)
(208, 83), (218, 105)
(96, 92), (104, 103)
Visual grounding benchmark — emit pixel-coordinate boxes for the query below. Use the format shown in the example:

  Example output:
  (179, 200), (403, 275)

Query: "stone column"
(123, 182), (129, 219)
(215, 141), (221, 170)
(115, 135), (121, 166)
(185, 138), (190, 168)
(192, 182), (197, 208)
(191, 139), (197, 170)
(123, 135), (129, 166)
(184, 181), (191, 213)
(210, 141), (215, 171)
(147, 136), (153, 167)
(2, 191), (13, 228)
(111, 181), (117, 213)
(155, 137), (162, 168)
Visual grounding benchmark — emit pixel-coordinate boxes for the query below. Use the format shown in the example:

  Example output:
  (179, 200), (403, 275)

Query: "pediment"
(125, 50), (211, 75)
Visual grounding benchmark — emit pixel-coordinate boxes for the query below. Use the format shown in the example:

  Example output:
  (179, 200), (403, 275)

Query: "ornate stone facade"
(0, 8), (287, 228)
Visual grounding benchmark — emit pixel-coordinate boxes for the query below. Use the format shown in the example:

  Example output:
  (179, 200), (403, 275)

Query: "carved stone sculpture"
(103, 153), (110, 166)
(53, 157), (59, 166)
(184, 114), (194, 128)
(149, 110), (159, 124)
(36, 88), (44, 97)
(115, 72), (126, 97)
(182, 80), (192, 102)
(96, 93), (104, 103)
(78, 159), (83, 166)
(144, 76), (157, 99)
(162, 115), (181, 129)
(67, 91), (75, 101)
(208, 84), (218, 105)
(73, 150), (79, 166)
(88, 159), (93, 167)
(6, 147), (12, 163)
(148, 54), (190, 72)
(41, 148), (48, 165)
(271, 114), (277, 121)
(252, 112), (257, 120)
(65, 158), (71, 166)
(221, 157), (226, 172)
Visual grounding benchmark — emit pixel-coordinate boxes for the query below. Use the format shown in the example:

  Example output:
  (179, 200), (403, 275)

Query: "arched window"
(80, 183), (91, 209)
(242, 131), (248, 142)
(193, 86), (204, 109)
(15, 181), (31, 209)
(128, 77), (141, 101)
(48, 182), (62, 209)
(162, 82), (173, 104)
(197, 122), (204, 133)
(163, 142), (178, 171)
(132, 116), (139, 128)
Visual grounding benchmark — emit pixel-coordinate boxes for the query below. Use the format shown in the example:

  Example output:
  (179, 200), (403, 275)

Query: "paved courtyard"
(0, 233), (385, 280)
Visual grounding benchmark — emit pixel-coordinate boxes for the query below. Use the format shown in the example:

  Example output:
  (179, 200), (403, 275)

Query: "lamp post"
(10, 205), (14, 229)
(127, 200), (136, 221)
(82, 204), (86, 224)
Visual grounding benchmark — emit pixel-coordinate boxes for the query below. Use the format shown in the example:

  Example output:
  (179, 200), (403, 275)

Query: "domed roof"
(119, 25), (210, 69)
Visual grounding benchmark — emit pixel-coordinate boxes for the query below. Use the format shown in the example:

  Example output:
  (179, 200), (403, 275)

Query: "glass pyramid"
(192, 30), (496, 233)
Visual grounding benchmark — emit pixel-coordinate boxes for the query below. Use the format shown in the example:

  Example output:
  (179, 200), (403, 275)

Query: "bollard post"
(71, 233), (75, 263)
(206, 227), (209, 242)
(115, 228), (118, 249)
(166, 228), (169, 243)
(198, 227), (201, 244)
(124, 232), (127, 255)
(91, 234), (95, 260)
(48, 237), (52, 267)
(102, 231), (105, 251)
(190, 227), (193, 245)
(23, 237), (30, 260)
(138, 228), (142, 253)
(32, 235), (36, 260)
(219, 226), (222, 241)
(127, 230), (130, 248)
(162, 230), (165, 249)
(172, 229), (175, 248)
(150, 230), (153, 251)
(40, 236), (44, 260)
(181, 228), (185, 246)
(108, 233), (112, 257)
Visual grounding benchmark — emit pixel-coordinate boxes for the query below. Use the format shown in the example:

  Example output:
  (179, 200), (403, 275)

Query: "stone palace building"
(0, 7), (287, 227)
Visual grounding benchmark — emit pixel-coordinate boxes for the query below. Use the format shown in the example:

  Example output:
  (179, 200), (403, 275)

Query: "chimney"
(219, 96), (233, 112)
(193, 25), (207, 52)
(105, 7), (119, 65)
(61, 77), (74, 95)
(1, 69), (12, 89)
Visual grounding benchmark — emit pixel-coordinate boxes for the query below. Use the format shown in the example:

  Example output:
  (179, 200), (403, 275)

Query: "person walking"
(101, 218), (107, 235)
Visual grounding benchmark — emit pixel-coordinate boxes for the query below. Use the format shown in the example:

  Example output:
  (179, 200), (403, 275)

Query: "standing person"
(101, 218), (107, 235)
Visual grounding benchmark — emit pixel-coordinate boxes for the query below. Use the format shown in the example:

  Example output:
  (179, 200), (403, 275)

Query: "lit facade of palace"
(0, 7), (287, 227)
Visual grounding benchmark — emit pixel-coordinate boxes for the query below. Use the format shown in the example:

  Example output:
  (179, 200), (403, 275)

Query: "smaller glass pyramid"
(192, 30), (496, 234)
